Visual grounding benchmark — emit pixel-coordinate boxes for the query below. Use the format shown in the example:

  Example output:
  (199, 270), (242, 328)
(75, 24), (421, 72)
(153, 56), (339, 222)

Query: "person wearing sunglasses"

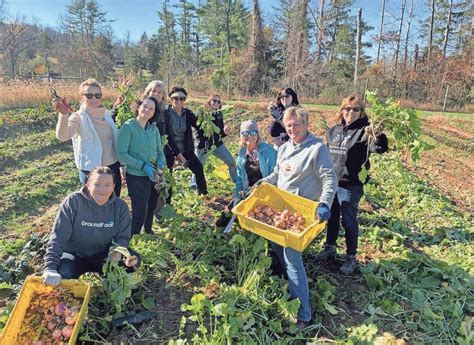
(259, 107), (337, 328)
(215, 120), (277, 227)
(191, 94), (237, 189)
(163, 86), (208, 202)
(53, 78), (122, 198)
(316, 94), (388, 275)
(267, 87), (300, 147)
(117, 97), (166, 235)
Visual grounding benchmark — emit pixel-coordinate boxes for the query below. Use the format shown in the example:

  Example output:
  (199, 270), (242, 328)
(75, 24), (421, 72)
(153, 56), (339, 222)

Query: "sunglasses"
(343, 107), (361, 112)
(211, 99), (221, 104)
(82, 93), (102, 99)
(241, 130), (258, 138)
(172, 97), (186, 101)
(279, 94), (290, 99)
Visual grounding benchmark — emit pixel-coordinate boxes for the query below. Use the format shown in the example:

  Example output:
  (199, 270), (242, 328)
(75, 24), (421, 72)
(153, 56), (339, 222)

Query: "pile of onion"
(248, 205), (307, 232)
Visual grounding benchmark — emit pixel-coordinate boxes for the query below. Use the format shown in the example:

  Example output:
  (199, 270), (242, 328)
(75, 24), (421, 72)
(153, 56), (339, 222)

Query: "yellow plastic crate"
(233, 183), (327, 251)
(0, 275), (91, 345)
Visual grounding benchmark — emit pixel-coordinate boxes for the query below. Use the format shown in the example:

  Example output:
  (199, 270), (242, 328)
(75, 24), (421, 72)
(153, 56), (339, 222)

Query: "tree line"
(0, 0), (472, 110)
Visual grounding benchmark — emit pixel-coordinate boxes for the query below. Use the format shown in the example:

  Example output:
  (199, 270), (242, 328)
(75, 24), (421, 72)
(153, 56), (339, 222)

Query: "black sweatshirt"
(326, 116), (388, 186)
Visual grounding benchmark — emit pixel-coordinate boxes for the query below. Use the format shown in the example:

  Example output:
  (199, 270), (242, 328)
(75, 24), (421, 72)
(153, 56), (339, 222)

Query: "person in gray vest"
(53, 78), (123, 197)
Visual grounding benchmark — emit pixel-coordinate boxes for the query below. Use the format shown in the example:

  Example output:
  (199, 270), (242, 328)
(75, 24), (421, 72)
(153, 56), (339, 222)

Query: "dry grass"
(0, 79), (118, 109)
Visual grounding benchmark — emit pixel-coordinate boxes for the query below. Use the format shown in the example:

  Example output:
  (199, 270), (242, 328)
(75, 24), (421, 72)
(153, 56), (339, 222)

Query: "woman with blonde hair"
(53, 78), (122, 197)
(260, 106), (337, 327)
(316, 94), (388, 274)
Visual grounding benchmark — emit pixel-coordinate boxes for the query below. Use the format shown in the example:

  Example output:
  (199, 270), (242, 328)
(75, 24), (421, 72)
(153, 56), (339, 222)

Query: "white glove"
(43, 270), (62, 286)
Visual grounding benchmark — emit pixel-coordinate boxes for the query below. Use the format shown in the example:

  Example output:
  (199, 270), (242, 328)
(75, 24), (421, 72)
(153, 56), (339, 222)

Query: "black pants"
(58, 248), (141, 279)
(126, 173), (160, 235)
(82, 161), (122, 198)
(165, 151), (208, 204)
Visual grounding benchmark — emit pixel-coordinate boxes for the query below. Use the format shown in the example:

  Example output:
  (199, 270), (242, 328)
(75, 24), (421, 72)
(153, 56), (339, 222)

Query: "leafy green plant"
(114, 76), (138, 128)
(365, 90), (433, 161)
(102, 260), (140, 316)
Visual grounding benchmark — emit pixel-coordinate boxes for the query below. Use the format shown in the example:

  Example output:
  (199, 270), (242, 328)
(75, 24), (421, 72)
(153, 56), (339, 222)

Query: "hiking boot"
(340, 255), (358, 275)
(215, 212), (232, 227)
(314, 244), (337, 261)
(296, 319), (311, 331)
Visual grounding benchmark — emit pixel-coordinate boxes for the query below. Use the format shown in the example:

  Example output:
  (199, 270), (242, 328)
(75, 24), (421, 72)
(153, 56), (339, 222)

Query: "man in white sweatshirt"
(261, 106), (337, 327)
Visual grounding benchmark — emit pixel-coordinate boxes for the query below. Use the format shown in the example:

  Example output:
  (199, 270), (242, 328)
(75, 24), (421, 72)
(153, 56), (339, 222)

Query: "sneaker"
(340, 255), (358, 274)
(190, 184), (197, 190)
(215, 212), (232, 227)
(314, 244), (337, 261)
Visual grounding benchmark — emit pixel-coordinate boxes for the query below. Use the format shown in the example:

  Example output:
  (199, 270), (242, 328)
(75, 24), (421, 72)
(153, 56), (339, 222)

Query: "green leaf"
(159, 204), (177, 219)
(141, 295), (156, 310)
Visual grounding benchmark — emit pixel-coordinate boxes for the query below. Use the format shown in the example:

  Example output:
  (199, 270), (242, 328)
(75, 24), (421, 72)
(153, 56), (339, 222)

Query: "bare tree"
(354, 8), (362, 88)
(403, 0), (414, 67)
(376, 0), (386, 64)
(0, 15), (38, 75)
(393, 0), (407, 78)
(428, 0), (435, 60)
(442, 0), (453, 57)
(285, 0), (310, 89)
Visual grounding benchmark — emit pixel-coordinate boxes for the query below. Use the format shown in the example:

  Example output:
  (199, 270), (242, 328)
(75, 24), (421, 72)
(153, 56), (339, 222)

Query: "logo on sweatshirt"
(81, 220), (114, 228)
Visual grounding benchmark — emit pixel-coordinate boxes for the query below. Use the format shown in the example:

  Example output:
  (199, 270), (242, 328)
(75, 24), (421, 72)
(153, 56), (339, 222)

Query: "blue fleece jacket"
(234, 142), (277, 199)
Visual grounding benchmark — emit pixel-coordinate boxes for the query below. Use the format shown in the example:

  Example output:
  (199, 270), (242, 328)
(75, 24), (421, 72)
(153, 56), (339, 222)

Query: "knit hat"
(240, 120), (259, 133)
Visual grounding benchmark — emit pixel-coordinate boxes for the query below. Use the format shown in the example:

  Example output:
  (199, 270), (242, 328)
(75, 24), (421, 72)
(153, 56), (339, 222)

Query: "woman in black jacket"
(191, 94), (237, 189)
(164, 86), (208, 202)
(317, 94), (388, 274)
(267, 87), (299, 147)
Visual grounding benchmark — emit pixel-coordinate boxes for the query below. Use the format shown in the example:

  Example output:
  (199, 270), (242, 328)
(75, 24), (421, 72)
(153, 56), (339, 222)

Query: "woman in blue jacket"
(117, 97), (166, 235)
(216, 120), (277, 226)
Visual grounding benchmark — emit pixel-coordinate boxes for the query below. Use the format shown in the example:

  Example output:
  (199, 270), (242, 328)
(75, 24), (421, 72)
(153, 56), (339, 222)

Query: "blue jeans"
(270, 242), (311, 321)
(191, 144), (237, 186)
(58, 248), (141, 279)
(326, 185), (363, 256)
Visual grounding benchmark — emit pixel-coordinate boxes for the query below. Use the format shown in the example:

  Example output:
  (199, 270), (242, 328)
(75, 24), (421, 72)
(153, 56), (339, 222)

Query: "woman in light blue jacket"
(216, 120), (277, 226)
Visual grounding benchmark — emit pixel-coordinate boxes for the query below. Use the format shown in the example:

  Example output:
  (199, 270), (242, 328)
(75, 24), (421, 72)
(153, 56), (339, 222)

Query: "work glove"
(316, 203), (331, 222)
(107, 249), (122, 262)
(43, 270), (62, 286)
(142, 164), (158, 182)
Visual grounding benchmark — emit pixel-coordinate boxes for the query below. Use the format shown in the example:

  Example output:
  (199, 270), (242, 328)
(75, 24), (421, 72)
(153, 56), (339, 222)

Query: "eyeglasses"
(279, 94), (290, 99)
(211, 99), (221, 104)
(241, 130), (258, 138)
(82, 93), (102, 99)
(343, 107), (361, 112)
(172, 97), (186, 102)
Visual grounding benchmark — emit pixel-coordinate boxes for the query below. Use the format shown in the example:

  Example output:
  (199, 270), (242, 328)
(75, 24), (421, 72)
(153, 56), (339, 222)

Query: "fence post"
(442, 84), (450, 112)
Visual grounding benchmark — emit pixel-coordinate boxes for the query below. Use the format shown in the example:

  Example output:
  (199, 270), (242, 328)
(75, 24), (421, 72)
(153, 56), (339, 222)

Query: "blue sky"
(5, 0), (425, 44)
